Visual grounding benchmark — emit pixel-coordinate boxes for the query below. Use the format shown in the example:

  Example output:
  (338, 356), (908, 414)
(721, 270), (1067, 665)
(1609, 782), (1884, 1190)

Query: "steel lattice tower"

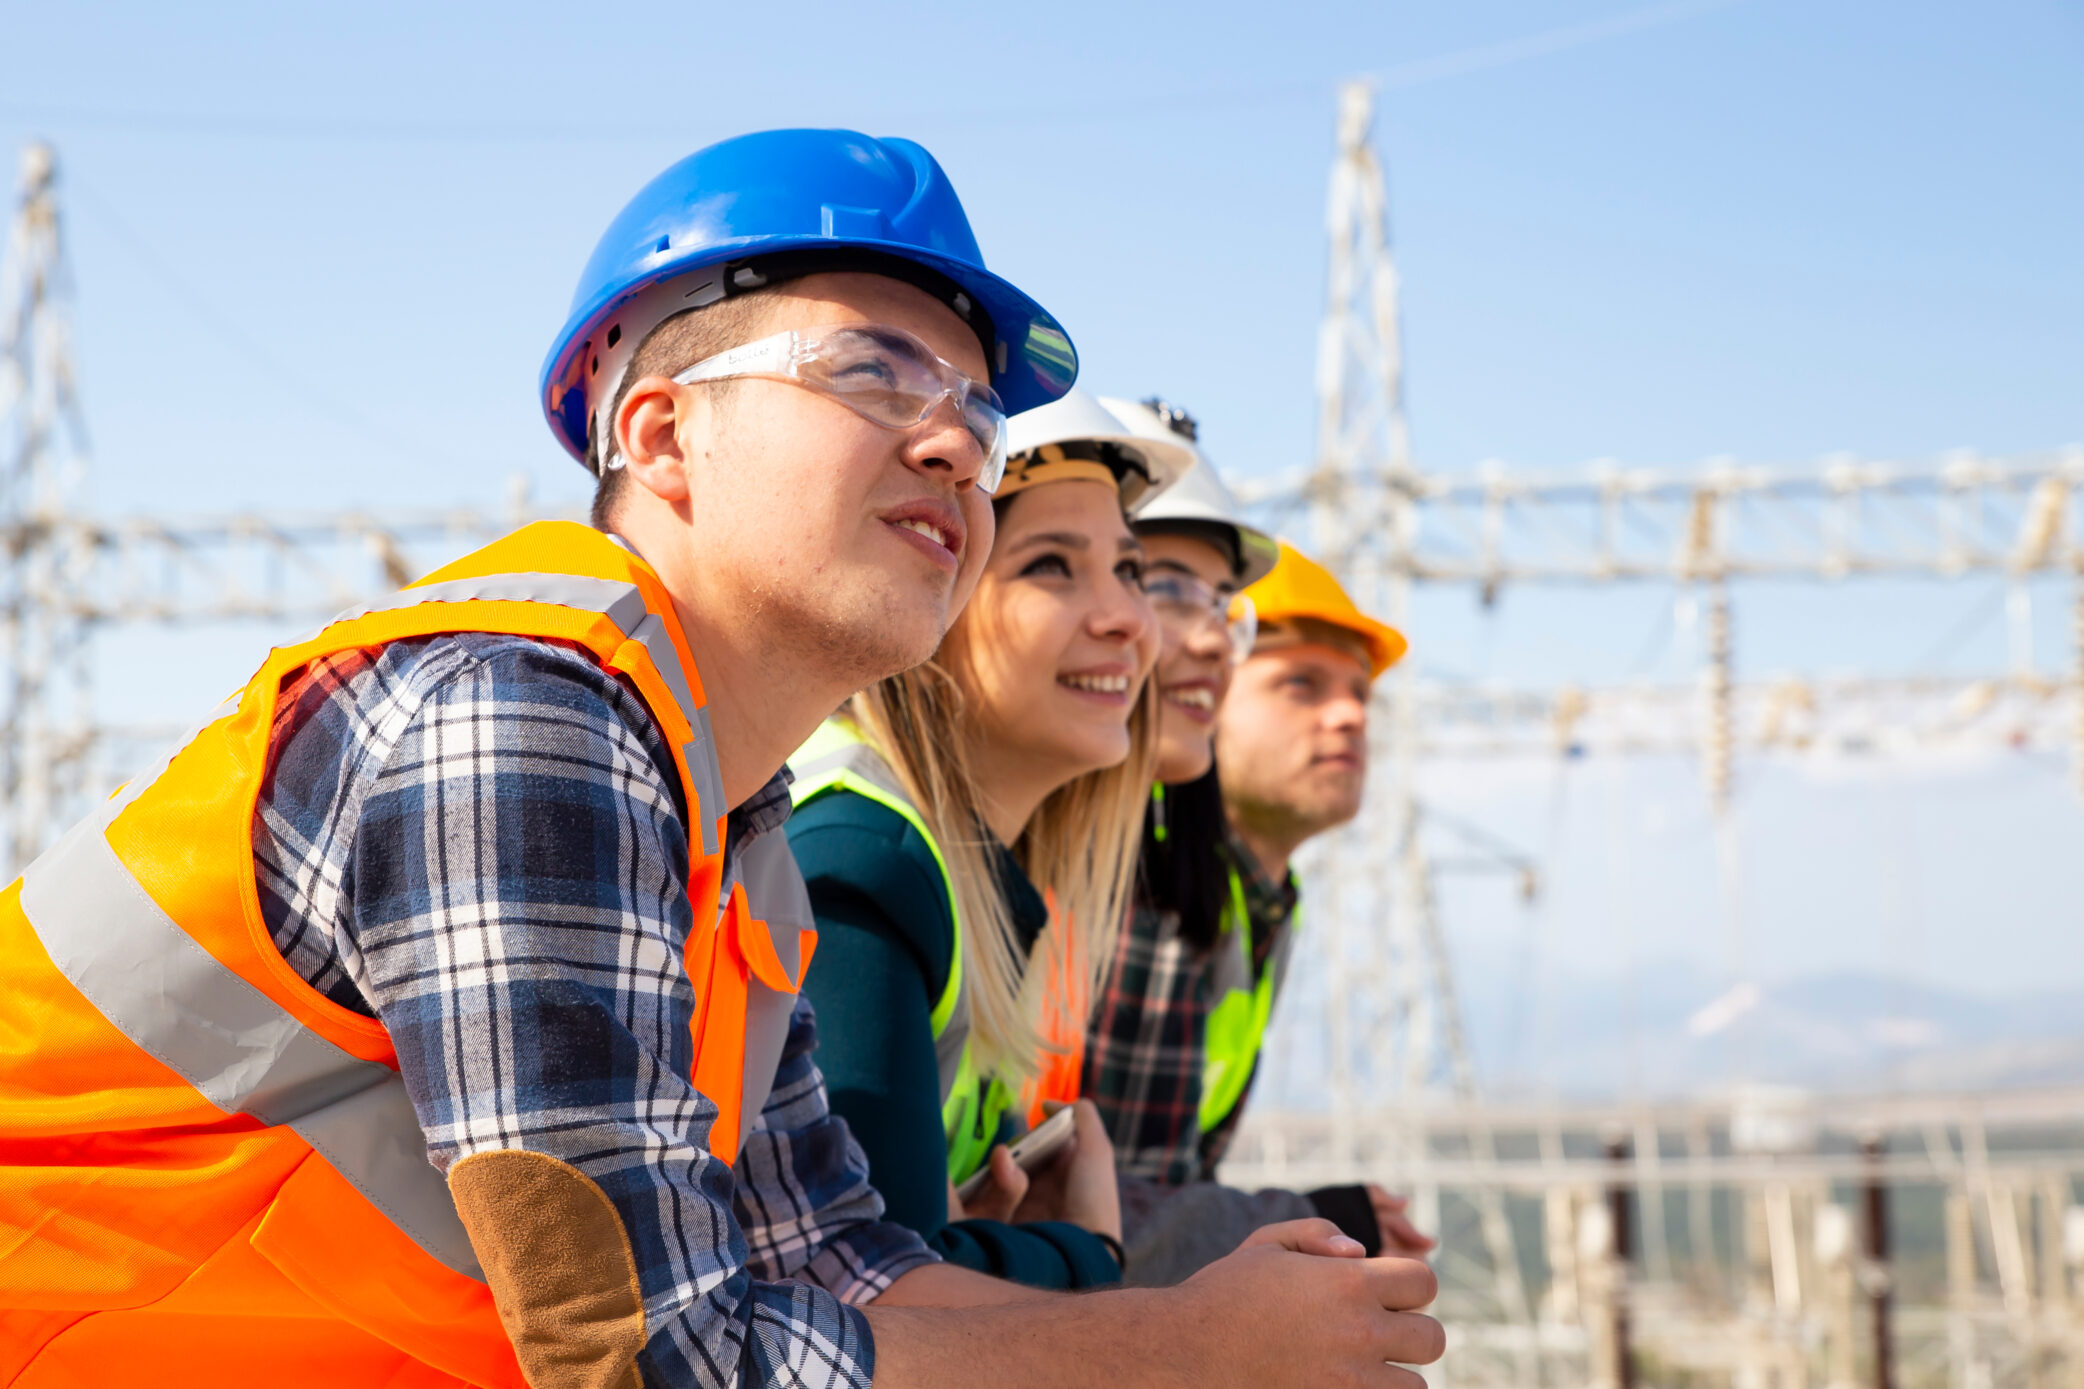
(1304, 79), (1487, 1122)
(1296, 82), (1537, 1351)
(0, 144), (93, 871)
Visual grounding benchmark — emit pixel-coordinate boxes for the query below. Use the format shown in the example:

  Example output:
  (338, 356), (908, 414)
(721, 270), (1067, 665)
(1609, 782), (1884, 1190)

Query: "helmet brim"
(539, 235), (1076, 463)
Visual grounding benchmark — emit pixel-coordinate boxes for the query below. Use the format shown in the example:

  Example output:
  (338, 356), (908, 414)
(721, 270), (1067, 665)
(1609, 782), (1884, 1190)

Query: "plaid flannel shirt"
(252, 631), (935, 1389)
(1084, 840), (1299, 1184)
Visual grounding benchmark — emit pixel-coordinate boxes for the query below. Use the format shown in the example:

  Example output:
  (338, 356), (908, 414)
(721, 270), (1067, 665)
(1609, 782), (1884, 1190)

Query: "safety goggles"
(1143, 570), (1257, 662)
(673, 323), (1010, 491)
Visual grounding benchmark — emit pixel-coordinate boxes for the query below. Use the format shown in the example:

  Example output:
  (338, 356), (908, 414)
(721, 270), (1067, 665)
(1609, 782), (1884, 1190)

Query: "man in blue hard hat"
(1, 128), (1443, 1387)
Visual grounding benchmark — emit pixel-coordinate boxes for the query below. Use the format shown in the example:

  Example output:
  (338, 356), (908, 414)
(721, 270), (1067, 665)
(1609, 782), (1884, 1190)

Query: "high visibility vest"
(1197, 869), (1298, 1136)
(788, 718), (1017, 1186)
(0, 521), (816, 1387)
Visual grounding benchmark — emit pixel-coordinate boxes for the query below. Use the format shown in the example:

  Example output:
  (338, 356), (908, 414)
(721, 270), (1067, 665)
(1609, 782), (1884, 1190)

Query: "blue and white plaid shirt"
(252, 631), (936, 1388)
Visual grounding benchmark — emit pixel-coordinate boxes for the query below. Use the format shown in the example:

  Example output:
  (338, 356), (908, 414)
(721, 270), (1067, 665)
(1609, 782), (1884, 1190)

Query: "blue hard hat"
(541, 127), (1078, 467)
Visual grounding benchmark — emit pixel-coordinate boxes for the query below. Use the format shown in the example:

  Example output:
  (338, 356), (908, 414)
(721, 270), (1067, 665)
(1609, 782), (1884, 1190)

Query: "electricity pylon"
(1303, 80), (1536, 1350)
(0, 143), (93, 871)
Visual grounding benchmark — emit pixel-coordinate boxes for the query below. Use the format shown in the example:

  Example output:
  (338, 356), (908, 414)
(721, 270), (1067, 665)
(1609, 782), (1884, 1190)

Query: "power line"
(63, 174), (439, 474)
(0, 0), (1753, 145)
(1377, 0), (1748, 91)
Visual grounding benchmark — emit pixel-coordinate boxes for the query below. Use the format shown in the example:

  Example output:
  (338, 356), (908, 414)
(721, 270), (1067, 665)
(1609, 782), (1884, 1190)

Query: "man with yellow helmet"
(1089, 537), (1434, 1284)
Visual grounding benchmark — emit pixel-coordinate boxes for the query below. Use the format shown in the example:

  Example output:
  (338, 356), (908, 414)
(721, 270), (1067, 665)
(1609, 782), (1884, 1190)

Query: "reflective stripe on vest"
(1197, 868), (1298, 1135)
(727, 829), (820, 1149)
(296, 569), (726, 857)
(788, 718), (1014, 1184)
(19, 798), (482, 1279)
(1, 522), (809, 1380)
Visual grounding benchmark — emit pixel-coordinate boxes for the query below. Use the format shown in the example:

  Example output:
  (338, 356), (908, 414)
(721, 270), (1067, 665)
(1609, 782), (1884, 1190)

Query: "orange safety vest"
(0, 521), (816, 1387)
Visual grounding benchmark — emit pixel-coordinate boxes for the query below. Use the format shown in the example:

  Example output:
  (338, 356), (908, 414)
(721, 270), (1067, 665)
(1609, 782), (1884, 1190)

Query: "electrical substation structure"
(1216, 81), (2084, 1389)
(6, 100), (2082, 1388)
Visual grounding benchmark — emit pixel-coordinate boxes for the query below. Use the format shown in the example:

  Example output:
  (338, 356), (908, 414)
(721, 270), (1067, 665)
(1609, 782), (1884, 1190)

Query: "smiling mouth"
(891, 516), (952, 550)
(1162, 686), (1216, 712)
(1060, 672), (1132, 696)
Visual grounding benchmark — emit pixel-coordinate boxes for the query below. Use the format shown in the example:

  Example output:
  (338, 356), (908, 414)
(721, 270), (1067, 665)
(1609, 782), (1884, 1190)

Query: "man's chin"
(1299, 776), (1366, 833)
(863, 603), (953, 680)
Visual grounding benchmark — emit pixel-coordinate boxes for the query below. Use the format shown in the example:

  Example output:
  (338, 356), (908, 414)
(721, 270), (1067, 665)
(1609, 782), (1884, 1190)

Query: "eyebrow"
(1012, 530), (1145, 556)
(1147, 557), (1227, 585)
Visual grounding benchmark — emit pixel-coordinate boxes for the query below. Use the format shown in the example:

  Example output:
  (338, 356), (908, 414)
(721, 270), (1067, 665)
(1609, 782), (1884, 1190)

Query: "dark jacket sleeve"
(788, 794), (1121, 1290)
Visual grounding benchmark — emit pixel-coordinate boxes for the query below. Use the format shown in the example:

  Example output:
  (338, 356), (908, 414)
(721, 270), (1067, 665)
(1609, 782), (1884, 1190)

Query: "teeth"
(894, 517), (948, 548)
(1059, 673), (1131, 695)
(1164, 686), (1216, 711)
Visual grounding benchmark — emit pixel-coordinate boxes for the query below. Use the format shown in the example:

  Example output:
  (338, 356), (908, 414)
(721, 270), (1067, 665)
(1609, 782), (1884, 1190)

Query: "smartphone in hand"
(953, 1104), (1078, 1204)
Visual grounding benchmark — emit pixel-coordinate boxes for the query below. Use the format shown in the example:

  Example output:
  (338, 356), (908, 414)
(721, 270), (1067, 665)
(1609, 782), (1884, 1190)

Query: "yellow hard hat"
(1234, 540), (1407, 678)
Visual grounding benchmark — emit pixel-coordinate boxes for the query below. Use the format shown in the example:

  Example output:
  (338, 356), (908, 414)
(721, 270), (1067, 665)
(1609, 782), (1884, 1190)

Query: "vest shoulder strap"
(787, 717), (964, 1039)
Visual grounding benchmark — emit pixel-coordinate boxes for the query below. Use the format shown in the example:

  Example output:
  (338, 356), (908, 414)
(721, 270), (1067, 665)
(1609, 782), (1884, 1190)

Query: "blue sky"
(4, 1), (2080, 1062)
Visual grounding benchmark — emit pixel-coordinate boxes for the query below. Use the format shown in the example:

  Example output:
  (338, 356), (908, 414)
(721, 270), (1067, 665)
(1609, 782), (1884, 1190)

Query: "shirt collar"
(725, 765), (795, 857)
(1221, 824), (1299, 926)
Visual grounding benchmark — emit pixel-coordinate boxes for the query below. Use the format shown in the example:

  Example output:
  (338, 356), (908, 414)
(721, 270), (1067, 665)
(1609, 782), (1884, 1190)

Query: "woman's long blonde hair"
(842, 597), (1157, 1091)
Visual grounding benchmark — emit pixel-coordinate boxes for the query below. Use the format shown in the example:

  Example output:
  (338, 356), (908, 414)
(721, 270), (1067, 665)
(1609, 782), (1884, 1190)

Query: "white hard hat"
(1100, 397), (1279, 587)
(1003, 386), (1192, 514)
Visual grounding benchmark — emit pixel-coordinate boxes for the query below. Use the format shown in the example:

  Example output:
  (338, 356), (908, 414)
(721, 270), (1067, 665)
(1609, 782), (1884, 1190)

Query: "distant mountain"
(1457, 959), (2084, 1100)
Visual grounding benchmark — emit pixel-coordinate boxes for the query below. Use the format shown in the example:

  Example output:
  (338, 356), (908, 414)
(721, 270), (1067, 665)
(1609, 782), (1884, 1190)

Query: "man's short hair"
(1250, 616), (1375, 675)
(589, 291), (775, 529)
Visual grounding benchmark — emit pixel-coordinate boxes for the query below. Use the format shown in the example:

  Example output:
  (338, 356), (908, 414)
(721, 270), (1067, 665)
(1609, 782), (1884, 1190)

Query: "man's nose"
(903, 395), (984, 489)
(1325, 689), (1369, 734)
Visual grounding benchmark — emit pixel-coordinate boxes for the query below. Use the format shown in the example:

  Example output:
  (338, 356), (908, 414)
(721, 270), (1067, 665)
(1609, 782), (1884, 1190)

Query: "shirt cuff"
(811, 1220), (944, 1305)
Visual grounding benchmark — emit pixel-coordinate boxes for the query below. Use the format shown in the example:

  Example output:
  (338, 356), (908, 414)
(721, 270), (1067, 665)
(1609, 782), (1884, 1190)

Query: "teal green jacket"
(786, 791), (1121, 1290)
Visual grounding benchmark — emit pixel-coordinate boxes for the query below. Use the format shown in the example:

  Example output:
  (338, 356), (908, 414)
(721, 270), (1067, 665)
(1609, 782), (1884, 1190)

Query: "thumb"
(1240, 1217), (1367, 1258)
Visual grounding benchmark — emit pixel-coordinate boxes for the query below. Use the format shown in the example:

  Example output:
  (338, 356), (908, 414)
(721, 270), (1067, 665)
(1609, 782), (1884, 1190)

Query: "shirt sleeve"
(338, 638), (897, 1388)
(790, 804), (957, 1241)
(791, 801), (1120, 1290)
(1116, 1175), (1315, 1288)
(732, 993), (941, 1302)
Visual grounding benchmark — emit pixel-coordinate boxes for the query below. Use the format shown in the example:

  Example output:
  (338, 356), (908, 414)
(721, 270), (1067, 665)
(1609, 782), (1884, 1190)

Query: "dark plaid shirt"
(1083, 837), (1299, 1184)
(252, 632), (934, 1389)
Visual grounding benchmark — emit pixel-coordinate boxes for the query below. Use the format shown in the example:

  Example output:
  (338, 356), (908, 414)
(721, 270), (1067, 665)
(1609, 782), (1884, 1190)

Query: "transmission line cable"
(66, 175), (440, 476)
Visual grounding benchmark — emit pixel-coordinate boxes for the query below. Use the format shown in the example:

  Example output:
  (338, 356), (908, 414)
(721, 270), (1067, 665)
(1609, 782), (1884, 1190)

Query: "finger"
(1361, 1255), (1440, 1311)
(1365, 1184), (1411, 1213)
(1240, 1217), (1367, 1258)
(1370, 1309), (1446, 1367)
(1033, 1131), (1077, 1176)
(1382, 1213), (1437, 1254)
(991, 1145), (1030, 1202)
(963, 1147), (1029, 1222)
(1380, 1365), (1432, 1389)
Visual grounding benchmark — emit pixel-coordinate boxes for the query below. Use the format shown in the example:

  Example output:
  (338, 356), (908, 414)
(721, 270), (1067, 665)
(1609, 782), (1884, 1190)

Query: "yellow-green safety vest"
(788, 718), (1017, 1185)
(1197, 868), (1299, 1135)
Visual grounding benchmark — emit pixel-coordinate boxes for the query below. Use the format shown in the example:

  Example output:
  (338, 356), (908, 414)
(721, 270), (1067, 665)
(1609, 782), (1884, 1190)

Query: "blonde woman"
(785, 389), (1189, 1289)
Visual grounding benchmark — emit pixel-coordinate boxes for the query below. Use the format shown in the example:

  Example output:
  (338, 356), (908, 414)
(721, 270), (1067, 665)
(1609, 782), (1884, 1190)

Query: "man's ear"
(614, 376), (705, 505)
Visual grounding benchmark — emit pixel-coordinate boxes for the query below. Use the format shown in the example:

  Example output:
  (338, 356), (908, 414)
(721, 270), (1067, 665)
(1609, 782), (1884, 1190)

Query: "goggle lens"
(1227, 594), (1258, 662)
(798, 327), (1007, 491)
(1147, 575), (1256, 664)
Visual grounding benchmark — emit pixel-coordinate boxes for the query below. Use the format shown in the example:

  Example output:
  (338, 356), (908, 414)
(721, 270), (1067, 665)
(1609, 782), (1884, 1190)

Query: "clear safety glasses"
(674, 323), (1010, 491)
(1143, 571), (1257, 663)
